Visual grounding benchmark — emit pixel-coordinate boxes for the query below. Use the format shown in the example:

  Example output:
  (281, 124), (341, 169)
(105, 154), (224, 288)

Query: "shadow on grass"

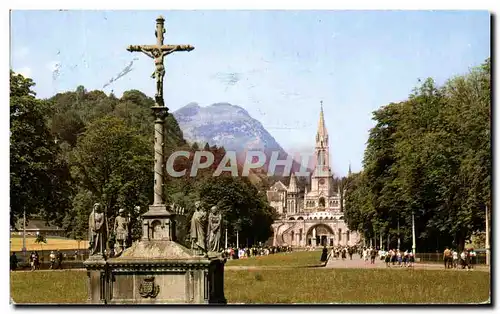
(305, 263), (327, 268)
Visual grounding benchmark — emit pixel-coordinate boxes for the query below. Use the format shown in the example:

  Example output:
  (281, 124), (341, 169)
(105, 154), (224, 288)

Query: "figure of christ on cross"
(126, 16), (194, 104)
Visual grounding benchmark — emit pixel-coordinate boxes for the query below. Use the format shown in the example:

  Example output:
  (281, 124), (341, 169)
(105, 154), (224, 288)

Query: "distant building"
(11, 216), (66, 238)
(267, 103), (360, 247)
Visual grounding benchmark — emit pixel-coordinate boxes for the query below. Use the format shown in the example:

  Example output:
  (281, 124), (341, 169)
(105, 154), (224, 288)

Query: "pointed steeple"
(348, 162), (352, 177)
(288, 172), (299, 193)
(317, 101), (328, 139)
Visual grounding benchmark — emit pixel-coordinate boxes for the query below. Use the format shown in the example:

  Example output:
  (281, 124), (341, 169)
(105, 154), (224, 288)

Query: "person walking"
(10, 252), (18, 271)
(320, 246), (328, 265)
(49, 251), (56, 269)
(370, 247), (377, 264)
(397, 250), (402, 267)
(348, 247), (353, 260)
(56, 250), (63, 269)
(385, 250), (391, 267)
(443, 247), (452, 269)
(452, 250), (459, 269)
(469, 249), (476, 270)
(460, 250), (467, 269)
(408, 251), (415, 267)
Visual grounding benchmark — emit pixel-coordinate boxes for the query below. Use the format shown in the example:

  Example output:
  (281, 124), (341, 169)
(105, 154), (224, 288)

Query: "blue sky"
(10, 10), (490, 176)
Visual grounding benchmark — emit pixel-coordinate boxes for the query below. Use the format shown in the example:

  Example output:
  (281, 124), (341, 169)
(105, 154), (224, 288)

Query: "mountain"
(173, 102), (306, 178)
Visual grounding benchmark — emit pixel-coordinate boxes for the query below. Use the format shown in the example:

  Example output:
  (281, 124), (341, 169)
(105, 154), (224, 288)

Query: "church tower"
(287, 172), (300, 214)
(311, 101), (333, 197)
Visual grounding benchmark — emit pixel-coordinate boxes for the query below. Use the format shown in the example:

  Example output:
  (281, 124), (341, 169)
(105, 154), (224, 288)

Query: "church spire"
(287, 172), (299, 193)
(317, 101), (328, 139)
(348, 162), (352, 177)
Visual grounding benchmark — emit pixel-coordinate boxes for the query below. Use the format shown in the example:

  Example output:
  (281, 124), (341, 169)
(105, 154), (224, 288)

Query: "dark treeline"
(10, 71), (277, 249)
(343, 59), (491, 252)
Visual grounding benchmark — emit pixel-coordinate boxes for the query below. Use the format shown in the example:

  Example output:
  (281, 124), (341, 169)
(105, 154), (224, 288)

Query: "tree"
(68, 116), (152, 241)
(343, 59), (491, 252)
(35, 233), (47, 252)
(10, 71), (72, 227)
(197, 176), (277, 247)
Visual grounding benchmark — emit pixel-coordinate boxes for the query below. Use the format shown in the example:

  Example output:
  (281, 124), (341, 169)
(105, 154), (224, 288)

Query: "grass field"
(10, 268), (490, 304)
(10, 251), (490, 304)
(226, 250), (323, 267)
(10, 237), (89, 251)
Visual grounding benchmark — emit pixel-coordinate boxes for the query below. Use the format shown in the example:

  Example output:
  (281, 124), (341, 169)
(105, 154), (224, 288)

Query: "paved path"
(325, 257), (489, 272)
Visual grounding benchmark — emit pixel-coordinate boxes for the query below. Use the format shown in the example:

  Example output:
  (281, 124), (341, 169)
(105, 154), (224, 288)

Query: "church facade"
(266, 103), (360, 247)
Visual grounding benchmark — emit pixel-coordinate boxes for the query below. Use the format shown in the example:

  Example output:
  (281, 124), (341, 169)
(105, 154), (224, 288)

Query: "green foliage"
(34, 233), (47, 244)
(10, 71), (72, 227)
(344, 59), (491, 251)
(197, 176), (277, 246)
(11, 73), (276, 245)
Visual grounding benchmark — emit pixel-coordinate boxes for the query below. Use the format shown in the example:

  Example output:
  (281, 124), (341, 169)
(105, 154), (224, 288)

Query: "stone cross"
(126, 16), (194, 208)
(126, 15), (194, 105)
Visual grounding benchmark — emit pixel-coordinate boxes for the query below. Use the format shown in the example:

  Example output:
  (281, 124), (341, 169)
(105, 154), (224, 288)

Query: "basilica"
(266, 103), (360, 247)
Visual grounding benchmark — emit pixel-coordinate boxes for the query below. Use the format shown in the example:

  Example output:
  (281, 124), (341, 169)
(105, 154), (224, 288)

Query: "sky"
(10, 10), (490, 176)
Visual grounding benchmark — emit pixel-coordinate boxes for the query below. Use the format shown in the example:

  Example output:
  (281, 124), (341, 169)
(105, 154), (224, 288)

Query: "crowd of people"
(318, 245), (480, 271)
(380, 249), (415, 267)
(443, 247), (477, 270)
(10, 250), (84, 271)
(320, 245), (417, 267)
(223, 245), (293, 259)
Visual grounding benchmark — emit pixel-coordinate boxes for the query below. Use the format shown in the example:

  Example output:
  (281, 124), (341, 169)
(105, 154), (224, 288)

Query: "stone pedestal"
(84, 240), (226, 304)
(83, 255), (109, 304)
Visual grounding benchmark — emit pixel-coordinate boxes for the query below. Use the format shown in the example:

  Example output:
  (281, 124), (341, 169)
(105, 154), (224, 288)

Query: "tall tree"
(10, 71), (71, 227)
(343, 59), (491, 251)
(67, 116), (152, 241)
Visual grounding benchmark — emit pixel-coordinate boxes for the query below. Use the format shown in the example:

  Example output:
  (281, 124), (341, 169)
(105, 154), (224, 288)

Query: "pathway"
(325, 256), (489, 272)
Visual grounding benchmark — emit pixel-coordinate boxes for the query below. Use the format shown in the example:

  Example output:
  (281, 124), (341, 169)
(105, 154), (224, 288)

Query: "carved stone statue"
(190, 201), (206, 255)
(89, 203), (109, 256)
(114, 208), (129, 256)
(207, 206), (222, 253)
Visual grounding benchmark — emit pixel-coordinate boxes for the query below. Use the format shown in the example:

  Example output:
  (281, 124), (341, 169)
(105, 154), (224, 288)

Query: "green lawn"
(10, 267), (490, 304)
(225, 268), (490, 304)
(226, 251), (323, 267)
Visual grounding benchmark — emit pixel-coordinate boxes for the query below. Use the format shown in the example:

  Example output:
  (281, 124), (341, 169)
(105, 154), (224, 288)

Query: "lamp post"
(22, 210), (27, 262)
(236, 230), (239, 249)
(412, 212), (416, 257)
(397, 219), (400, 251)
(225, 228), (228, 249)
(486, 205), (490, 266)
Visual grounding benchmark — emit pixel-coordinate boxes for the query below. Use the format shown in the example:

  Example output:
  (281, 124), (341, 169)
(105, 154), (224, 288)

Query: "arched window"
(297, 217), (304, 220)
(289, 217), (295, 220)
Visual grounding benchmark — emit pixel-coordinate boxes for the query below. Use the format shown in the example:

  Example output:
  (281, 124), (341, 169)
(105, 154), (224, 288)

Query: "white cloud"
(15, 67), (32, 78)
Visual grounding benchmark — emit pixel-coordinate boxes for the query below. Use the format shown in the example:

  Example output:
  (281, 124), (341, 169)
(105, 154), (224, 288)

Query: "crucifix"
(127, 15), (194, 105)
(126, 15), (195, 219)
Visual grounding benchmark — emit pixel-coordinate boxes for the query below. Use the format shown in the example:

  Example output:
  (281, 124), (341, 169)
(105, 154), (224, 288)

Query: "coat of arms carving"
(139, 275), (160, 298)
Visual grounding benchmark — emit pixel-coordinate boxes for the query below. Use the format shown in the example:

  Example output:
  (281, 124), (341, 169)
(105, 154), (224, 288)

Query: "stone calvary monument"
(83, 15), (227, 304)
